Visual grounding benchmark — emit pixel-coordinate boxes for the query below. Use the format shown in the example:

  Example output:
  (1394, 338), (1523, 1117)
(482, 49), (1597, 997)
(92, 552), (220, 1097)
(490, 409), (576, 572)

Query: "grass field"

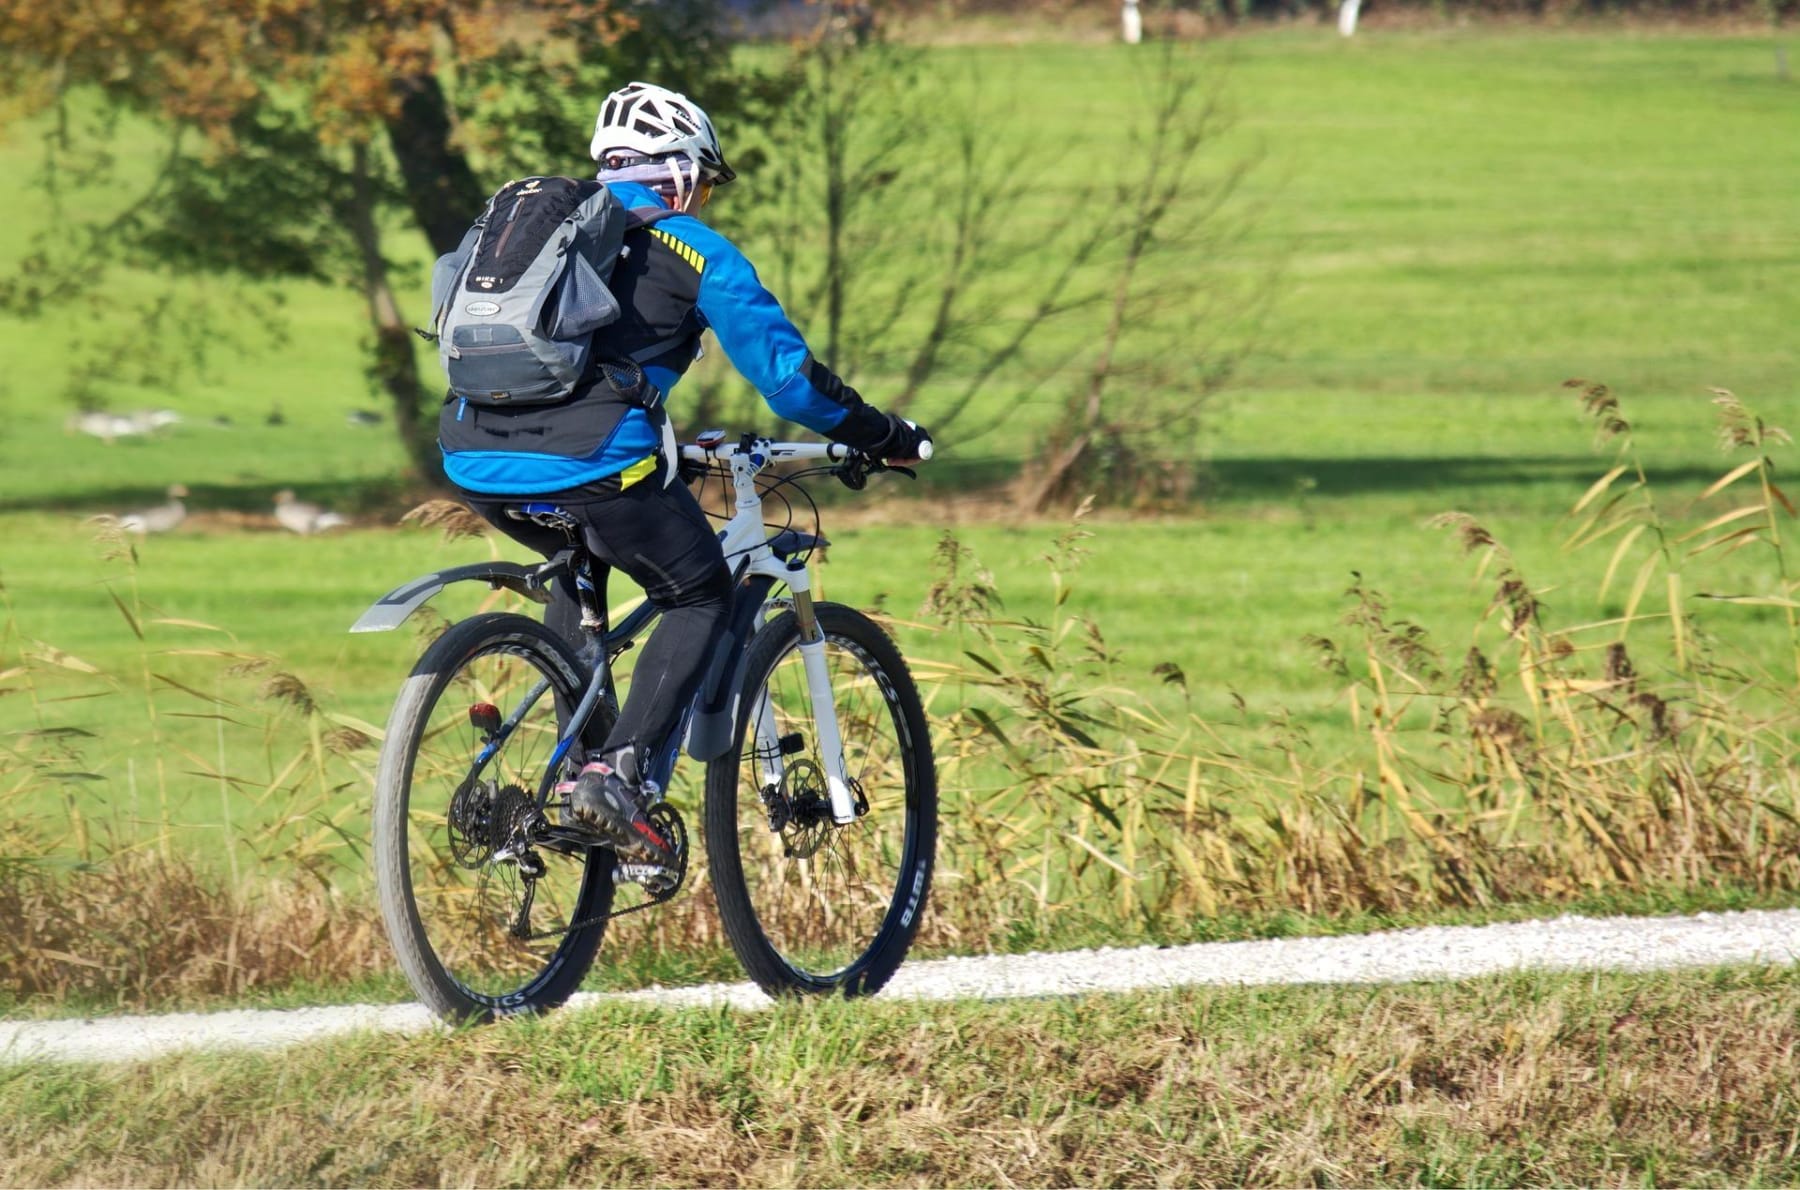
(5, 27), (1800, 1014)
(5, 390), (1793, 855)
(5, 964), (1798, 1185)
(3, 29), (1799, 503)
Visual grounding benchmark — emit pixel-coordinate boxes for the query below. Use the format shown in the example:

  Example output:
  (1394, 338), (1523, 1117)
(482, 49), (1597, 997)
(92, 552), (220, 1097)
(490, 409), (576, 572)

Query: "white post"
(1337, 0), (1361, 37)
(1122, 0), (1143, 44)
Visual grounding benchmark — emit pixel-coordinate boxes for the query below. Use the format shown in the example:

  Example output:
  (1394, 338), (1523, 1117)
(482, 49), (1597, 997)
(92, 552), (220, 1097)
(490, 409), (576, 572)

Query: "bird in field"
(273, 489), (349, 535)
(117, 484), (189, 536)
(66, 409), (183, 442)
(68, 412), (134, 441)
(134, 409), (183, 432)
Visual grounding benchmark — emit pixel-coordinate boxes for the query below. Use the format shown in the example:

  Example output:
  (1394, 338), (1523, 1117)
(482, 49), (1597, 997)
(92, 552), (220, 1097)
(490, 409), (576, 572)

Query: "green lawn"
(4, 29), (1798, 504)
(6, 423), (1792, 862)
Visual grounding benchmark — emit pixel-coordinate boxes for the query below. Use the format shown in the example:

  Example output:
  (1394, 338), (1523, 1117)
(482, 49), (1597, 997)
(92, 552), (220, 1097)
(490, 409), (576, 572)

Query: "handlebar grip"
(917, 439), (934, 462)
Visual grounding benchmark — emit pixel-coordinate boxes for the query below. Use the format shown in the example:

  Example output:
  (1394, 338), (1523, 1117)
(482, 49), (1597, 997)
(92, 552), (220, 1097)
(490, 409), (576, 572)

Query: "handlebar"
(676, 438), (851, 464)
(678, 433), (933, 463)
(678, 432), (931, 490)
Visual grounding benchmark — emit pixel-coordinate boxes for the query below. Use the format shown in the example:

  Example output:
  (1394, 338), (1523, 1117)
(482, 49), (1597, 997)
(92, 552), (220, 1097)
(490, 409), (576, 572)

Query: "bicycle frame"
(625, 435), (862, 824)
(369, 428), (936, 1013)
(353, 434), (867, 830)
(677, 435), (862, 825)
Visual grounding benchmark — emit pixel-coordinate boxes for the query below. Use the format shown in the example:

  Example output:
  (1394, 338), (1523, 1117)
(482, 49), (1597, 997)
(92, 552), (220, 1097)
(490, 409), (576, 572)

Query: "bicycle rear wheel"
(373, 613), (614, 1021)
(703, 603), (936, 997)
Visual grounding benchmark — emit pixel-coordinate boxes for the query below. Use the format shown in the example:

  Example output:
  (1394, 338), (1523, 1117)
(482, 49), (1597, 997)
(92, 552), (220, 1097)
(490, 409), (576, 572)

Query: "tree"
(725, 23), (1117, 452)
(1025, 45), (1266, 511)
(0, 0), (736, 484)
(721, 24), (1262, 509)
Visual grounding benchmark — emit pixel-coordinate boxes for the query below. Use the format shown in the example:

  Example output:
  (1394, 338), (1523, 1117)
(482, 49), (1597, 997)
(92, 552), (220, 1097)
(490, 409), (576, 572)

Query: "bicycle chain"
(534, 871), (679, 937)
(524, 804), (689, 938)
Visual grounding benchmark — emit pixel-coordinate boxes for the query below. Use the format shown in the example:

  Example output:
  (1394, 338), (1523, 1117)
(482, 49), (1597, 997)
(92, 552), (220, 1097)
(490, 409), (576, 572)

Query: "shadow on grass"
(0, 477), (421, 518)
(828, 453), (1730, 508)
(0, 456), (1739, 518)
(1202, 455), (1728, 502)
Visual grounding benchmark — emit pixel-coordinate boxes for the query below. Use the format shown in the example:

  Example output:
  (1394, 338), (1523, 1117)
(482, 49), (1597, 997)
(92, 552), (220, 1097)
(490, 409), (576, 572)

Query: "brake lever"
(835, 457), (870, 491)
(835, 454), (919, 489)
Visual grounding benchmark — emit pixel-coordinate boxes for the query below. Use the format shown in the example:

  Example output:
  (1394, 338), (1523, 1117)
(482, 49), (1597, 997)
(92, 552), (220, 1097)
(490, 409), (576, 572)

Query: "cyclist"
(439, 81), (931, 864)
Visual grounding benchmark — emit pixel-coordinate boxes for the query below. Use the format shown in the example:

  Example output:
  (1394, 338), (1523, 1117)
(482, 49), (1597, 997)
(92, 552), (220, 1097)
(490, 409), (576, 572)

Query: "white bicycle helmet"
(590, 81), (736, 186)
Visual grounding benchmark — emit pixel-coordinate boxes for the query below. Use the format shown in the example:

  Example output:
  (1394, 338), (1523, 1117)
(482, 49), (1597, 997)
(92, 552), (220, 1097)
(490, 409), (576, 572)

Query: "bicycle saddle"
(504, 503), (581, 534)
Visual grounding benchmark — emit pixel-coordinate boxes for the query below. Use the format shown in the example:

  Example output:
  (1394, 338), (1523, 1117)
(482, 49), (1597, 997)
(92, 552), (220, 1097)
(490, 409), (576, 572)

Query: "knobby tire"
(703, 603), (937, 998)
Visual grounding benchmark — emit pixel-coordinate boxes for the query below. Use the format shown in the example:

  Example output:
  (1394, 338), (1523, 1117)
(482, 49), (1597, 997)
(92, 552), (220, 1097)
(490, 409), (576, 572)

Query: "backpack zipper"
(488, 191), (530, 260)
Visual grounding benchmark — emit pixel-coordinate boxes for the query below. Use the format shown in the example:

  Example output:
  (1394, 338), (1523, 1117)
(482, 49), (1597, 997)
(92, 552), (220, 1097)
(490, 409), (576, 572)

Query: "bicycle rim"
(387, 618), (609, 1012)
(718, 608), (932, 991)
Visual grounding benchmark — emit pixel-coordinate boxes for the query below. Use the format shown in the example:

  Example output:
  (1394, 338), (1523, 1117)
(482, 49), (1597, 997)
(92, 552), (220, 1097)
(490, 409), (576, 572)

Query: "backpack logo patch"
(464, 301), (501, 317)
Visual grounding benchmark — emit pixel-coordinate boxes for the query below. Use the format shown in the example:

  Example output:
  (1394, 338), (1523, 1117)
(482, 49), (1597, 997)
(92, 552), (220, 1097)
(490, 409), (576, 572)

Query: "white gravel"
(4, 908), (1796, 1067)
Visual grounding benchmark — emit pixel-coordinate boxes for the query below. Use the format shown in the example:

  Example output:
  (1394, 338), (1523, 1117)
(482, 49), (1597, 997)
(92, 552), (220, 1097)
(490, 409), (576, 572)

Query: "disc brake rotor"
(777, 759), (833, 860)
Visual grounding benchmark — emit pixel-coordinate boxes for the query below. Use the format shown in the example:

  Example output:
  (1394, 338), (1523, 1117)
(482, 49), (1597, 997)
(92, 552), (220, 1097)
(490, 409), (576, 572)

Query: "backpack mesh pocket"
(547, 251), (622, 339)
(447, 325), (564, 404)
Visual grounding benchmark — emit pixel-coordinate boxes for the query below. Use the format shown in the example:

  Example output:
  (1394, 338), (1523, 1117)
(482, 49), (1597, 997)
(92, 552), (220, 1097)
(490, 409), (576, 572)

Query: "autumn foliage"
(0, 2), (645, 146)
(0, 0), (735, 481)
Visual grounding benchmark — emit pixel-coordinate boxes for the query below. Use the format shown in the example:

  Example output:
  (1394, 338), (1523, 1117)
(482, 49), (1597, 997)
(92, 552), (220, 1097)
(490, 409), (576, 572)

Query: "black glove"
(873, 414), (933, 462)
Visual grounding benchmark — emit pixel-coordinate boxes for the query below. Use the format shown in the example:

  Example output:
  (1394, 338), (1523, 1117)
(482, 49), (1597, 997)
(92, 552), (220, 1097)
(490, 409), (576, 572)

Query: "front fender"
(349, 560), (556, 634)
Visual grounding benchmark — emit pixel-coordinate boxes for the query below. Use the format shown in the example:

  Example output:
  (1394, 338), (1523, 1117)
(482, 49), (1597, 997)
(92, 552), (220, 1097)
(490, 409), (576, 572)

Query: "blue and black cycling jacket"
(439, 181), (889, 496)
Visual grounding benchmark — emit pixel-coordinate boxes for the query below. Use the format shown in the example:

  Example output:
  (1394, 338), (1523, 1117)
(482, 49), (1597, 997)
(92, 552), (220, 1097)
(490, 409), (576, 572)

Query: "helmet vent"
(592, 82), (734, 186)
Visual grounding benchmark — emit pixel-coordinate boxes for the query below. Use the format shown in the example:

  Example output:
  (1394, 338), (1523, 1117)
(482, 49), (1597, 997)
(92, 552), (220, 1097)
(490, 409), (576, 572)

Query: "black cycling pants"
(464, 469), (733, 778)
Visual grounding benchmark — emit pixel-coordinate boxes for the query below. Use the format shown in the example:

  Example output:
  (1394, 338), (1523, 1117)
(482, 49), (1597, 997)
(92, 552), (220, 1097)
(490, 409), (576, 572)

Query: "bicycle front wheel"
(703, 602), (936, 997)
(373, 613), (614, 1022)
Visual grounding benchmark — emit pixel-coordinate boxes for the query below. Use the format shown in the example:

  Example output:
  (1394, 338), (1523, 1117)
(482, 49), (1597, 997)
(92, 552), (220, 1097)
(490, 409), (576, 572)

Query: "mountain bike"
(352, 432), (936, 1022)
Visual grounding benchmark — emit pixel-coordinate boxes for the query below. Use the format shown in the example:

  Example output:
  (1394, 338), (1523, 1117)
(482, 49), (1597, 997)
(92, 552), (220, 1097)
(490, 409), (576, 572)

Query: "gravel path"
(5, 908), (1797, 1066)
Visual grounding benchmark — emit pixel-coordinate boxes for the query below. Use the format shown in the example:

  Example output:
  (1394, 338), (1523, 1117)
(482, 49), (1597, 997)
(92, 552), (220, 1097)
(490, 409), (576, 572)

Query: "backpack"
(426, 177), (672, 407)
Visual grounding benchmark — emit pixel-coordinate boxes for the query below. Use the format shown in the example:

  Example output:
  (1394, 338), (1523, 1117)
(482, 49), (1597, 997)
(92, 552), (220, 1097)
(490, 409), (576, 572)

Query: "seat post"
(570, 549), (606, 634)
(508, 502), (606, 643)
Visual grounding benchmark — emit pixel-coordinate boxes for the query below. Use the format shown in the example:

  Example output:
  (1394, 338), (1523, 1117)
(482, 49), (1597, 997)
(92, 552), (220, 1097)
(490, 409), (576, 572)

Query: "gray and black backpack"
(427, 177), (671, 407)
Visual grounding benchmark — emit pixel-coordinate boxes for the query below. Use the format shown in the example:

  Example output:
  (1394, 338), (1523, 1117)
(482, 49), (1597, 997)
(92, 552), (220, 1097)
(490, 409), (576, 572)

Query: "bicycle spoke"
(377, 616), (614, 1019)
(727, 622), (921, 982)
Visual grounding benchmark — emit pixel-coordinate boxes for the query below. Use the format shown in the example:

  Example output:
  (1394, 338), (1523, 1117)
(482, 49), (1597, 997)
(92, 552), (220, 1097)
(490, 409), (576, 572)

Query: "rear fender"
(349, 560), (560, 634)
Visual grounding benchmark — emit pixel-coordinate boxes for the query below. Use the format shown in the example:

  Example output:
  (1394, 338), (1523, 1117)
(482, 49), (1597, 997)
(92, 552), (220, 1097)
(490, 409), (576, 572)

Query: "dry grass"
(911, 387), (1800, 941)
(3, 966), (1797, 1186)
(0, 546), (396, 1009)
(0, 851), (389, 1008)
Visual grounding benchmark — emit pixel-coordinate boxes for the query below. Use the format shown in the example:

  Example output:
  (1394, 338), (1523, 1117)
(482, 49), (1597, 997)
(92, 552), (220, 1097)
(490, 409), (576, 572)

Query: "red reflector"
(468, 703), (501, 734)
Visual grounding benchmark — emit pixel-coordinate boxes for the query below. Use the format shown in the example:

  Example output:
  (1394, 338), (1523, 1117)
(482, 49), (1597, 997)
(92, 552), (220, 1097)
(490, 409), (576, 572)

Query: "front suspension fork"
(790, 589), (858, 825)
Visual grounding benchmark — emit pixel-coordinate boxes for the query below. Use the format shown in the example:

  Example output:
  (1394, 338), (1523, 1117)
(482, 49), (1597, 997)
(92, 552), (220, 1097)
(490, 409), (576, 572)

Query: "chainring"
(641, 802), (688, 898)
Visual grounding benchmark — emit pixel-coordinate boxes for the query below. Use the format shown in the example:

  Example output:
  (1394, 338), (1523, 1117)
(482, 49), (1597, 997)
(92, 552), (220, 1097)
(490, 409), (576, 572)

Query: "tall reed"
(906, 387), (1800, 937)
(4, 392), (1798, 1008)
(0, 531), (392, 1006)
